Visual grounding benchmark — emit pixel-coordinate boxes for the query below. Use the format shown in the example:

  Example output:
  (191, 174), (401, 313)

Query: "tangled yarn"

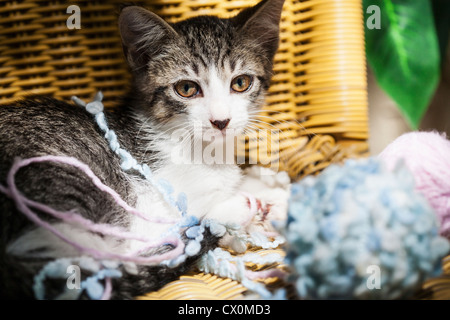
(281, 157), (450, 299)
(33, 257), (122, 300)
(0, 92), (284, 299)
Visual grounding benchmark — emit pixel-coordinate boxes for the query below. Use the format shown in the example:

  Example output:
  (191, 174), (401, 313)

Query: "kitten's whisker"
(138, 122), (195, 164)
(247, 111), (318, 138)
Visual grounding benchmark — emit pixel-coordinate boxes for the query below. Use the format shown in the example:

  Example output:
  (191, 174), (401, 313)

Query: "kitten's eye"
(231, 75), (253, 93)
(174, 80), (202, 98)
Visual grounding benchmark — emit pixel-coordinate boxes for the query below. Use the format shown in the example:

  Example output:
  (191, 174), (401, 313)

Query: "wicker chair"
(0, 0), (448, 300)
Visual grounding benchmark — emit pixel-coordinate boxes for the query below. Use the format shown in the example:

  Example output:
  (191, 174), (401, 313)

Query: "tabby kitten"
(0, 0), (286, 299)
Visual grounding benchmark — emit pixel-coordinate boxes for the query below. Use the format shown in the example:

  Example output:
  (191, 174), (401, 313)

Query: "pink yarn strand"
(245, 268), (286, 281)
(20, 196), (164, 244)
(101, 277), (113, 300)
(14, 156), (179, 225)
(1, 155), (185, 265)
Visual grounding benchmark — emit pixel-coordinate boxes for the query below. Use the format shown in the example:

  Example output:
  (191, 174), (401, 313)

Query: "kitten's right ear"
(119, 6), (177, 72)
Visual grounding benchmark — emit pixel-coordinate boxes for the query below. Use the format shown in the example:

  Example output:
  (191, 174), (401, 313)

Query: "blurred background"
(363, 0), (450, 155)
(368, 49), (450, 155)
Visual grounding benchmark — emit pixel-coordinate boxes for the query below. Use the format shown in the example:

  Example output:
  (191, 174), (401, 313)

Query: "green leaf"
(364, 0), (441, 129)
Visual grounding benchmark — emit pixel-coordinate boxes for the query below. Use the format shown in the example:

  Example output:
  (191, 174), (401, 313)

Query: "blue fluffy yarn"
(33, 257), (122, 300)
(68, 93), (283, 299)
(282, 157), (450, 299)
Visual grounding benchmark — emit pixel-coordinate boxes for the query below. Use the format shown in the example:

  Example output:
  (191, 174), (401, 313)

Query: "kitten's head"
(119, 0), (285, 143)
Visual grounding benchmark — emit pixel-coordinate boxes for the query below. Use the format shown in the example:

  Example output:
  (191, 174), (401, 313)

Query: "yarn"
(75, 92), (284, 297)
(73, 92), (188, 214)
(378, 131), (450, 238)
(0, 92), (284, 299)
(197, 247), (286, 299)
(280, 157), (450, 299)
(1, 155), (185, 265)
(33, 257), (122, 300)
(6, 92), (450, 300)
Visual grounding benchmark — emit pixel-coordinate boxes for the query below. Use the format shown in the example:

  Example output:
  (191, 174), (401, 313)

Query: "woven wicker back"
(0, 0), (369, 179)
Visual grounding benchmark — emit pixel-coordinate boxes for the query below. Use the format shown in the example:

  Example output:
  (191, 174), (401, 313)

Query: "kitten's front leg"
(204, 193), (252, 251)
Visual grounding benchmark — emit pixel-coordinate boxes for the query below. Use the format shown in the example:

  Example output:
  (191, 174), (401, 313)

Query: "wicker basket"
(0, 0), (448, 300)
(0, 0), (369, 179)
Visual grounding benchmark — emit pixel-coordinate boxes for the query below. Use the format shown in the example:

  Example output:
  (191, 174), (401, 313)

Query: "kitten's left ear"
(232, 0), (285, 60)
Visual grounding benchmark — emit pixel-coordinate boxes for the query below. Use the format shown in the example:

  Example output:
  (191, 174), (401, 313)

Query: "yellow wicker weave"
(137, 273), (247, 300)
(1, 0), (448, 300)
(0, 0), (369, 180)
(0, 0), (129, 105)
(416, 256), (450, 300)
(138, 247), (290, 300)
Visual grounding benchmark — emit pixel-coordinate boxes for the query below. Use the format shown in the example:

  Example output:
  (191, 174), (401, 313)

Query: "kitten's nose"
(210, 119), (230, 131)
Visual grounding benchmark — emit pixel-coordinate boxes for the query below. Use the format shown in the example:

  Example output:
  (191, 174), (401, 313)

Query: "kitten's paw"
(253, 187), (290, 223)
(238, 166), (291, 237)
(205, 194), (252, 227)
(204, 171), (291, 253)
(205, 194), (255, 252)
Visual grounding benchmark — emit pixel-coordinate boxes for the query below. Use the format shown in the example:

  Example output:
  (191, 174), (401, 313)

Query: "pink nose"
(210, 119), (230, 131)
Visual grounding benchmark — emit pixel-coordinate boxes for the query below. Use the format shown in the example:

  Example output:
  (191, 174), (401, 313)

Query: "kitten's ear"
(233, 0), (285, 59)
(119, 6), (177, 72)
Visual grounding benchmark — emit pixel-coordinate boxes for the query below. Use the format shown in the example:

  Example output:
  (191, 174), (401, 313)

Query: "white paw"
(205, 194), (252, 226)
(204, 166), (291, 252)
(252, 187), (290, 223)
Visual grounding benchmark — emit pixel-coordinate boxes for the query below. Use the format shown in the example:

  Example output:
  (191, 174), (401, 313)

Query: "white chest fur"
(128, 162), (243, 251)
(156, 162), (242, 216)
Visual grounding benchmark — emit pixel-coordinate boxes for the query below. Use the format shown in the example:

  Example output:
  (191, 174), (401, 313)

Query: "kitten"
(0, 0), (286, 299)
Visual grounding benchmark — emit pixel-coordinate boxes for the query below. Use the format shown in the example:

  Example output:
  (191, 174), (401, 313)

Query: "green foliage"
(364, 0), (441, 129)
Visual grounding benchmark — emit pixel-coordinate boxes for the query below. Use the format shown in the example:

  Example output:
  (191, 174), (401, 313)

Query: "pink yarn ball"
(378, 131), (450, 238)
